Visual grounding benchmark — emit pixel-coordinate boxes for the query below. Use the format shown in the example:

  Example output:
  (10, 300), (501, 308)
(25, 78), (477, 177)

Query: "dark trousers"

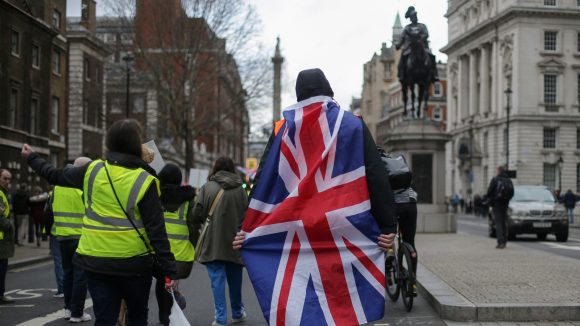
(60, 239), (87, 317)
(155, 278), (172, 325)
(0, 258), (7, 297)
(493, 204), (508, 245)
(396, 202), (418, 273)
(86, 271), (152, 326)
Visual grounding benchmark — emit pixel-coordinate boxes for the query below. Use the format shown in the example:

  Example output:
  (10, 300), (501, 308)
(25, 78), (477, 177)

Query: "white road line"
(543, 242), (580, 251)
(15, 298), (93, 326)
(0, 305), (35, 308)
(458, 220), (487, 228)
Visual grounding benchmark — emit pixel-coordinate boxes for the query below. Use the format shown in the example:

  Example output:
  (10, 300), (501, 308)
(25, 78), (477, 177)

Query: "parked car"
(488, 185), (568, 242)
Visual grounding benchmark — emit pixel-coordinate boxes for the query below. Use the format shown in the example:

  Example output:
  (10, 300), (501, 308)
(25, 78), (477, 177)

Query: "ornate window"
(544, 163), (556, 190)
(52, 9), (61, 29)
(432, 105), (442, 121)
(544, 0), (557, 6)
(433, 82), (443, 97)
(544, 74), (557, 105)
(543, 128), (557, 149)
(544, 31), (558, 51)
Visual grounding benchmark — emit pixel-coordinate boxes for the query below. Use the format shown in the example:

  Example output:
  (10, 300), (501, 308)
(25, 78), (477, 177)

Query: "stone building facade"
(443, 0), (580, 199)
(0, 0), (67, 187)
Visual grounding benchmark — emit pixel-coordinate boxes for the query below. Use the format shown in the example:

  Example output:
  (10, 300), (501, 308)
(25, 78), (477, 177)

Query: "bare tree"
(102, 0), (272, 173)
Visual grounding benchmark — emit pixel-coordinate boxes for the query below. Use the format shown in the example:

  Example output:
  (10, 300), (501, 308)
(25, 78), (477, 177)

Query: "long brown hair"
(210, 157), (236, 178)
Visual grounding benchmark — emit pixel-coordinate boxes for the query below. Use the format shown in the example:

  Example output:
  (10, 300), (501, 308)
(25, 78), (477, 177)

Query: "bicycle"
(385, 231), (417, 312)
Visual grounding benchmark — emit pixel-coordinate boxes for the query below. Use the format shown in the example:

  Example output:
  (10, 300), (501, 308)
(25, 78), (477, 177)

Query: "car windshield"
(512, 187), (555, 202)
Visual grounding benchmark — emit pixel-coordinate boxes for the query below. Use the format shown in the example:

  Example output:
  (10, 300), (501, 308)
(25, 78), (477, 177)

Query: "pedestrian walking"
(0, 169), (15, 305)
(192, 157), (248, 326)
(451, 193), (460, 213)
(563, 189), (576, 225)
(155, 163), (196, 326)
(29, 186), (49, 247)
(232, 68), (397, 325)
(44, 157), (92, 322)
(486, 166), (514, 249)
(473, 194), (482, 217)
(12, 183), (29, 246)
(22, 119), (177, 326)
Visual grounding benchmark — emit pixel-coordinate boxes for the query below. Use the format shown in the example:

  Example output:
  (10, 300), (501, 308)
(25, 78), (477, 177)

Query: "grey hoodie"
(191, 171), (248, 264)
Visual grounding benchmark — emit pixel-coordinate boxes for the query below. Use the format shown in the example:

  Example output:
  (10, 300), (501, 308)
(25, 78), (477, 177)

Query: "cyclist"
(378, 148), (418, 276)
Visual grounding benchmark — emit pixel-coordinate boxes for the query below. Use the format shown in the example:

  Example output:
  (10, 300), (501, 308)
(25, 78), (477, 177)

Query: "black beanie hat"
(158, 163), (182, 186)
(295, 68), (334, 102)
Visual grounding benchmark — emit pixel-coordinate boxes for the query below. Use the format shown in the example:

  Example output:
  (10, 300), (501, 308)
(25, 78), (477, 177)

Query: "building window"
(432, 105), (442, 121)
(577, 164), (580, 193)
(30, 98), (39, 134)
(433, 82), (443, 97)
(133, 97), (145, 114)
(52, 9), (61, 29)
(11, 30), (20, 57)
(544, 0), (557, 6)
(52, 50), (61, 75)
(543, 127), (557, 149)
(577, 32), (580, 53)
(577, 128), (580, 149)
(120, 33), (133, 45)
(383, 62), (391, 80)
(51, 97), (60, 133)
(32, 44), (40, 68)
(9, 88), (18, 127)
(483, 132), (489, 155)
(84, 58), (91, 81)
(544, 74), (557, 104)
(544, 163), (556, 190)
(544, 31), (558, 51)
(83, 100), (89, 125)
(95, 65), (101, 84)
(110, 97), (122, 114)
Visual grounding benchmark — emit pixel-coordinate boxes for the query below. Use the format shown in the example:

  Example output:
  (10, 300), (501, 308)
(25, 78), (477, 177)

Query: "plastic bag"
(169, 292), (191, 326)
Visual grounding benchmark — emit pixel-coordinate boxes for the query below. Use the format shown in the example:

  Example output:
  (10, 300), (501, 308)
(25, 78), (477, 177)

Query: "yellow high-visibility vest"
(0, 190), (9, 240)
(52, 186), (85, 238)
(76, 160), (160, 258)
(164, 201), (194, 262)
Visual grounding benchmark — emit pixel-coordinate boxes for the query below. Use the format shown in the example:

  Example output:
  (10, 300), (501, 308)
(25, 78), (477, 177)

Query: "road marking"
(9, 261), (53, 273)
(15, 298), (93, 326)
(0, 305), (35, 308)
(543, 243), (580, 251)
(5, 288), (55, 300)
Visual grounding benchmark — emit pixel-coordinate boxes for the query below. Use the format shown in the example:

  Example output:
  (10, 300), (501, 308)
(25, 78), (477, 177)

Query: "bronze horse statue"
(400, 27), (434, 119)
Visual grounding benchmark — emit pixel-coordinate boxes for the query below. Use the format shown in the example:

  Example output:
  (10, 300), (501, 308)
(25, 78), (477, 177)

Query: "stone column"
(271, 37), (284, 123)
(469, 50), (478, 117)
(490, 38), (498, 114)
(480, 44), (491, 114)
(458, 55), (468, 121)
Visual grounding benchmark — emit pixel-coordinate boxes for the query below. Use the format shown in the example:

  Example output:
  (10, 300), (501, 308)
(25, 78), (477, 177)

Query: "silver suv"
(488, 185), (568, 242)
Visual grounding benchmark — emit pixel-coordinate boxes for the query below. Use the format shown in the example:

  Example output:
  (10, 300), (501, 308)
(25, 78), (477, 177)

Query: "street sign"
(188, 168), (209, 189)
(246, 157), (258, 170)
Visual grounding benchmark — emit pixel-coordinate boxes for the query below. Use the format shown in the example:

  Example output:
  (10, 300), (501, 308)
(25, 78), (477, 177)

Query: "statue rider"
(395, 6), (439, 83)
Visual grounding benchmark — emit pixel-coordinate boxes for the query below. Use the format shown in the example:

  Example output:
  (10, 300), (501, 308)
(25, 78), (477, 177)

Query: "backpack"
(495, 177), (514, 201)
(378, 149), (412, 192)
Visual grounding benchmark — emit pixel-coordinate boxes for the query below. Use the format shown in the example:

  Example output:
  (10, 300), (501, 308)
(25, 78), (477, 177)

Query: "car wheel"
(556, 229), (568, 242)
(536, 233), (547, 241)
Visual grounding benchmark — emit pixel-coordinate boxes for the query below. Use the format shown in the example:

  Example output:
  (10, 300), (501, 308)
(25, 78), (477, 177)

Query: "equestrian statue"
(396, 6), (439, 119)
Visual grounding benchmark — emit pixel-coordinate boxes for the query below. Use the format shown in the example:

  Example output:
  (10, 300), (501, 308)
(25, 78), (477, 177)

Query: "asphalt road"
(457, 214), (580, 261)
(2, 260), (446, 326)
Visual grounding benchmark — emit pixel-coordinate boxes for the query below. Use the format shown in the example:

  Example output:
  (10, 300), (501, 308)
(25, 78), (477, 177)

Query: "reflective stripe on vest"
(76, 160), (159, 259)
(0, 190), (9, 240)
(164, 201), (194, 262)
(52, 186), (85, 237)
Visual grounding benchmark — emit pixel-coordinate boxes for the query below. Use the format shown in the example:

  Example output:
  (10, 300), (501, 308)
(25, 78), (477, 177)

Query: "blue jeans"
(205, 261), (244, 325)
(567, 208), (574, 224)
(59, 239), (88, 317)
(86, 271), (152, 326)
(50, 236), (64, 293)
(0, 259), (7, 297)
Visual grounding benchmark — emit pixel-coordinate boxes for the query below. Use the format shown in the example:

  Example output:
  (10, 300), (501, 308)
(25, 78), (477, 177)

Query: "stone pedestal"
(383, 119), (456, 233)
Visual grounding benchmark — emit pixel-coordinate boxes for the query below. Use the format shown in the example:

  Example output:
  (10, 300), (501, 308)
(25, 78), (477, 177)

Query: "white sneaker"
(64, 309), (71, 320)
(211, 321), (226, 326)
(69, 313), (92, 323)
(53, 292), (64, 298)
(232, 311), (247, 323)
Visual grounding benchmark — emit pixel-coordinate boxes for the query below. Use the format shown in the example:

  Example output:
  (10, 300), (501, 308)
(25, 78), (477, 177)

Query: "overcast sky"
(67, 0), (448, 125)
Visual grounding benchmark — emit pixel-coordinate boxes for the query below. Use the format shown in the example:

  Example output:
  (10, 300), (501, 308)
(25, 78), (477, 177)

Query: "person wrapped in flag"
(233, 68), (398, 325)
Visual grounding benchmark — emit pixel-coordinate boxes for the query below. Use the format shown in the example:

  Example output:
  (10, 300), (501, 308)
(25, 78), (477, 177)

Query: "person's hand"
(232, 231), (246, 250)
(21, 144), (34, 159)
(165, 278), (178, 292)
(378, 233), (396, 251)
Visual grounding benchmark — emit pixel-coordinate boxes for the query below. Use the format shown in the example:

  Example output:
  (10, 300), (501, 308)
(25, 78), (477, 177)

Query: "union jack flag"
(241, 96), (386, 326)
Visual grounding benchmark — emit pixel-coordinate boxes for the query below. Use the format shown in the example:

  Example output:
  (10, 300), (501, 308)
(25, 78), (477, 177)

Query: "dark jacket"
(192, 171), (248, 264)
(563, 191), (576, 209)
(27, 151), (177, 278)
(251, 121), (397, 235)
(486, 171), (511, 207)
(160, 184), (196, 278)
(12, 190), (30, 215)
(0, 187), (15, 259)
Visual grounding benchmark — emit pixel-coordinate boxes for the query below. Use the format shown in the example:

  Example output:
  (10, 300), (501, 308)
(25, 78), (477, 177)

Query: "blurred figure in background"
(563, 189), (576, 225)
(0, 169), (15, 304)
(29, 186), (49, 247)
(12, 184), (29, 246)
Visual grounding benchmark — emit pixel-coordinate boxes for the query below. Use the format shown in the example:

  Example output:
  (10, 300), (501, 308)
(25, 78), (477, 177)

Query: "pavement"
(416, 214), (580, 322)
(8, 238), (52, 270)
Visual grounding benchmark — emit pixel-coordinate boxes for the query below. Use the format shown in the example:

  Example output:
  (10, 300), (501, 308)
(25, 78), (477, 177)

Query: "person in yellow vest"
(44, 157), (92, 322)
(22, 119), (177, 326)
(155, 163), (196, 326)
(0, 169), (15, 305)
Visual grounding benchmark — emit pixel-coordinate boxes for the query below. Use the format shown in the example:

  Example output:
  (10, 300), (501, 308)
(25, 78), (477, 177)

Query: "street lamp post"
(122, 54), (134, 118)
(504, 88), (512, 170)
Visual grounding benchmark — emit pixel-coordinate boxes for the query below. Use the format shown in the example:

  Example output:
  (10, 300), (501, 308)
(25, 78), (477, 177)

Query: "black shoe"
(0, 296), (15, 304)
(496, 243), (506, 249)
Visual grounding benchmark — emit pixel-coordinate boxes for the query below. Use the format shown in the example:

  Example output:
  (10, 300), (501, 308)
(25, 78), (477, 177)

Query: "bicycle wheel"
(385, 255), (400, 302)
(399, 244), (416, 312)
